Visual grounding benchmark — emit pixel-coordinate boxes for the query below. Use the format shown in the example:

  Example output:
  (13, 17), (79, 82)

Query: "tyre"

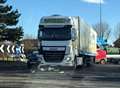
(84, 56), (91, 67)
(100, 59), (106, 64)
(74, 57), (78, 70)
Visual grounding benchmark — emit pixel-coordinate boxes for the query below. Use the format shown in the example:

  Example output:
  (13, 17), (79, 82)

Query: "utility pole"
(100, 0), (102, 38)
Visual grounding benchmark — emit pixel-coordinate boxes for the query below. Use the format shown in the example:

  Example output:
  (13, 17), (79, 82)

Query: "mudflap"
(74, 57), (83, 70)
(76, 57), (83, 66)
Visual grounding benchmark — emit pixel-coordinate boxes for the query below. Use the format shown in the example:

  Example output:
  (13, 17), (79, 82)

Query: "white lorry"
(38, 15), (97, 69)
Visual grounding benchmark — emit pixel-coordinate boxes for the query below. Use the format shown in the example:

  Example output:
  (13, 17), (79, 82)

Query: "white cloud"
(82, 0), (105, 4)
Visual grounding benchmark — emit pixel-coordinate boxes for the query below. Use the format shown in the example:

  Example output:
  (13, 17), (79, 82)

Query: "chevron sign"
(0, 44), (4, 53)
(0, 44), (24, 54)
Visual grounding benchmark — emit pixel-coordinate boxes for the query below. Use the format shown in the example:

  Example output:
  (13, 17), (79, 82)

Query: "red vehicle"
(96, 49), (107, 64)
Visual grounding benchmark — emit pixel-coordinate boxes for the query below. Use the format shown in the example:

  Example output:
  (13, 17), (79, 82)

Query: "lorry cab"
(37, 15), (76, 67)
(37, 15), (97, 68)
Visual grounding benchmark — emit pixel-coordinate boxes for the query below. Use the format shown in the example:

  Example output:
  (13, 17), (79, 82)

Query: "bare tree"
(93, 22), (111, 41)
(114, 22), (120, 39)
(22, 34), (37, 53)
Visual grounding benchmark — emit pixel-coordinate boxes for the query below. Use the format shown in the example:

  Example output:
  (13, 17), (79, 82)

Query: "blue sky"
(7, 0), (120, 43)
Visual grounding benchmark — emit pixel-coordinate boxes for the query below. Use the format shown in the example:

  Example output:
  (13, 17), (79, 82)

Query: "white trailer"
(37, 15), (97, 69)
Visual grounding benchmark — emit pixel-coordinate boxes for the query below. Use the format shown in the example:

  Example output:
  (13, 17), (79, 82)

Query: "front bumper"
(39, 55), (74, 67)
(40, 61), (74, 67)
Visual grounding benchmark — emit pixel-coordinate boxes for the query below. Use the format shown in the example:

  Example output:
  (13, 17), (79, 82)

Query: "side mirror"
(71, 30), (77, 41)
(38, 30), (43, 39)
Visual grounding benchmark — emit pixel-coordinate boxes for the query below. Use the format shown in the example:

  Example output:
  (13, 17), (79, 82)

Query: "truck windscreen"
(40, 28), (71, 40)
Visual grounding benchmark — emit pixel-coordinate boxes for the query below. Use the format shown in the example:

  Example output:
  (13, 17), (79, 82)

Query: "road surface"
(0, 64), (120, 88)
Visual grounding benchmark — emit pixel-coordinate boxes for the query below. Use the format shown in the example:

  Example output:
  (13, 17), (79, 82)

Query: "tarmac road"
(0, 64), (120, 88)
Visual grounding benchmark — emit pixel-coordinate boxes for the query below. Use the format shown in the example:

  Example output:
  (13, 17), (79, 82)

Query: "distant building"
(114, 38), (120, 48)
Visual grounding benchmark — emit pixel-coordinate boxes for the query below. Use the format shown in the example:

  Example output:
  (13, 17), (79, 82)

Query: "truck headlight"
(66, 57), (71, 62)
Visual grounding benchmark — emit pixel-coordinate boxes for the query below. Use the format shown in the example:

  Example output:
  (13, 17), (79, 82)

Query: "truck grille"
(43, 51), (65, 62)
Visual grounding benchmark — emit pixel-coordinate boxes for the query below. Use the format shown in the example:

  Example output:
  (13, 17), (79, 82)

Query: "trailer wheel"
(84, 56), (92, 67)
(100, 59), (106, 64)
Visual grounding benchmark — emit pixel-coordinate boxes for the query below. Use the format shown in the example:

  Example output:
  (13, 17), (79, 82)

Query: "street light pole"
(100, 0), (102, 38)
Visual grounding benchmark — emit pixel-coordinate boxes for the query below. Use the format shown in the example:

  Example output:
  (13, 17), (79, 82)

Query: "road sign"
(7, 45), (10, 53)
(12, 45), (15, 53)
(0, 44), (24, 54)
(0, 44), (4, 53)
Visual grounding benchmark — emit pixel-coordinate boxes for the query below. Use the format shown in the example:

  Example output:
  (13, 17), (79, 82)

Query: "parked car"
(27, 51), (41, 69)
(96, 49), (107, 64)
